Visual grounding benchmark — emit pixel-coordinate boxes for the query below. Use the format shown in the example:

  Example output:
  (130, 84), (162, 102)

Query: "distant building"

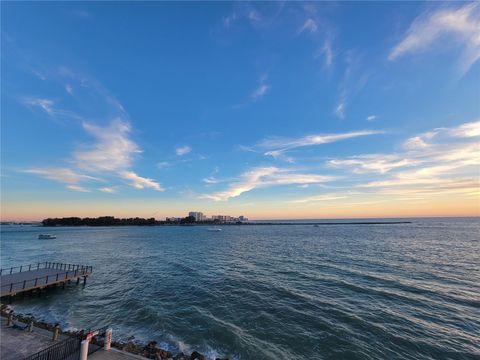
(188, 211), (206, 222)
(166, 217), (181, 222)
(239, 216), (248, 222)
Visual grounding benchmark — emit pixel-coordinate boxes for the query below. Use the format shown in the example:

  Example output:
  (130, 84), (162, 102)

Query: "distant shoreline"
(38, 222), (412, 226)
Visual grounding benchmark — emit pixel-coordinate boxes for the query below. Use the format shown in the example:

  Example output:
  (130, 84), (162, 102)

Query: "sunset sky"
(1, 2), (479, 221)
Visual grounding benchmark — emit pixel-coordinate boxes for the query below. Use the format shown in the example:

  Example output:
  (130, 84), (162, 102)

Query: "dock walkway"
(0, 262), (92, 297)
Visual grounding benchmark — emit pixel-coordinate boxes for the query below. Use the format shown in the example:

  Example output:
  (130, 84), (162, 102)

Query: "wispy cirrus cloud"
(22, 168), (101, 184)
(328, 155), (419, 174)
(75, 120), (141, 172)
(66, 185), (90, 192)
(299, 18), (318, 34)
(256, 130), (383, 161)
(334, 101), (345, 119)
(221, 5), (262, 29)
(284, 120), (479, 206)
(389, 3), (480, 75)
(120, 171), (164, 191)
(22, 167), (101, 192)
(316, 39), (333, 68)
(251, 75), (270, 101)
(201, 166), (336, 201)
(21, 66), (163, 193)
(328, 120), (480, 197)
(73, 119), (162, 191)
(23, 97), (55, 116)
(366, 115), (377, 122)
(65, 84), (73, 95)
(99, 187), (116, 194)
(175, 145), (192, 156)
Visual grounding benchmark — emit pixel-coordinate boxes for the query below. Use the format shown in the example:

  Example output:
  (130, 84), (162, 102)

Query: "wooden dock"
(0, 262), (92, 298)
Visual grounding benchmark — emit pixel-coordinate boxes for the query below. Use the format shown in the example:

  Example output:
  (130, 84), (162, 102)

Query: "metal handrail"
(0, 262), (92, 276)
(0, 262), (46, 275)
(24, 335), (81, 360)
(1, 267), (93, 294)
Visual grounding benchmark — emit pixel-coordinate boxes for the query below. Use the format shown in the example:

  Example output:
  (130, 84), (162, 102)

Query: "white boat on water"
(207, 226), (222, 232)
(38, 234), (56, 239)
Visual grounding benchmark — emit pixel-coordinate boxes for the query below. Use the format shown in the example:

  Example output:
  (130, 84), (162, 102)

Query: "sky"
(1, 1), (479, 221)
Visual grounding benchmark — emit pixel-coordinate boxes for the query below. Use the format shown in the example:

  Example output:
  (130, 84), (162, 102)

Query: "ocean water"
(1, 218), (479, 360)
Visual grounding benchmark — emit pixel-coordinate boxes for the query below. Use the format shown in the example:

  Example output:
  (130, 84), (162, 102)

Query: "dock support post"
(83, 276), (87, 285)
(7, 312), (13, 326)
(52, 324), (60, 341)
(80, 340), (89, 360)
(104, 328), (113, 351)
(77, 277), (80, 284)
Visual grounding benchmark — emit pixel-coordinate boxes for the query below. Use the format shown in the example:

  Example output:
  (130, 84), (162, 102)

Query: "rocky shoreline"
(0, 305), (228, 360)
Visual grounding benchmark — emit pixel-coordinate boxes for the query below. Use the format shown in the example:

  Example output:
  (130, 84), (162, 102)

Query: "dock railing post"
(52, 324), (60, 341)
(7, 311), (13, 326)
(104, 328), (113, 351)
(80, 339), (89, 360)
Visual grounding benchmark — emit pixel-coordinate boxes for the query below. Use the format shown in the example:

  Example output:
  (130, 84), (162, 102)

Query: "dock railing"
(24, 336), (82, 360)
(0, 262), (92, 276)
(0, 263), (93, 297)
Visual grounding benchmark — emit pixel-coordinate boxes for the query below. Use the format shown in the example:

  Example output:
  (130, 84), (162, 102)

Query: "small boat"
(207, 226), (222, 232)
(38, 234), (56, 239)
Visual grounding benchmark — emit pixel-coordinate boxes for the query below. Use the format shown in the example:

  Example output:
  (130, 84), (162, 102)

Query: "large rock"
(190, 351), (207, 360)
(156, 349), (173, 359)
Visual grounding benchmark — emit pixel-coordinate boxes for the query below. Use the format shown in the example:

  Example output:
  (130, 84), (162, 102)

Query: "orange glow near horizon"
(2, 194), (479, 222)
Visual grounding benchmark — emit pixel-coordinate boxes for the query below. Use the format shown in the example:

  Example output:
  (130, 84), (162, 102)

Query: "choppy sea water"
(1, 218), (479, 360)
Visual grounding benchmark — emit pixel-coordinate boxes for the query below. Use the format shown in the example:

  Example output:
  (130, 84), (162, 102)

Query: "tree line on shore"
(41, 216), (201, 226)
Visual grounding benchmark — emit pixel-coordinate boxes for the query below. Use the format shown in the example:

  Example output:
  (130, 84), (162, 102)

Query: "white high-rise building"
(188, 211), (206, 222)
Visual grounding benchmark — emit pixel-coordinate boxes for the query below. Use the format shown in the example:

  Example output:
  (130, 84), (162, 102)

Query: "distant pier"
(0, 262), (92, 298)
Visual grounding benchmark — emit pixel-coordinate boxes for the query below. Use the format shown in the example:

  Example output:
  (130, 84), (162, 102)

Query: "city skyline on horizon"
(2, 2), (479, 221)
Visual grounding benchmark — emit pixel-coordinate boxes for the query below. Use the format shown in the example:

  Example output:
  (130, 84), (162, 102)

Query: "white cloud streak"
(75, 119), (141, 172)
(175, 145), (191, 156)
(201, 167), (335, 201)
(22, 168), (101, 184)
(99, 187), (116, 194)
(325, 120), (480, 201)
(120, 171), (164, 191)
(299, 18), (318, 34)
(24, 98), (55, 116)
(389, 3), (480, 75)
(251, 74), (270, 101)
(258, 130), (383, 161)
(66, 185), (90, 192)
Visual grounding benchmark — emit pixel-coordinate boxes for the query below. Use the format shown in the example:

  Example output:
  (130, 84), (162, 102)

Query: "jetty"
(0, 262), (92, 298)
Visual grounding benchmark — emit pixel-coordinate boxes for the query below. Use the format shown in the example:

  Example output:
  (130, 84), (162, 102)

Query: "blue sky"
(1, 2), (479, 220)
